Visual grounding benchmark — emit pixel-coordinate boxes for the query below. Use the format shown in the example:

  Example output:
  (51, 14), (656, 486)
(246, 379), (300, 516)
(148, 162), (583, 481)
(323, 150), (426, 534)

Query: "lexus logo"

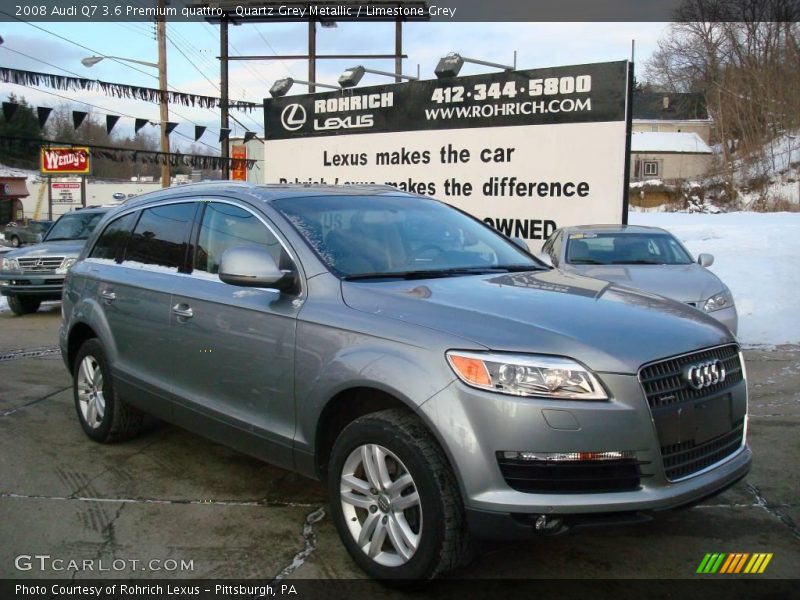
(684, 359), (726, 390)
(280, 103), (307, 131)
(35, 259), (44, 267)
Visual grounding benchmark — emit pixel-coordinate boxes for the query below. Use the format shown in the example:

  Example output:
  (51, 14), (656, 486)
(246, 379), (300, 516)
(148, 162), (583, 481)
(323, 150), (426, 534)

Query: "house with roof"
(630, 92), (714, 181)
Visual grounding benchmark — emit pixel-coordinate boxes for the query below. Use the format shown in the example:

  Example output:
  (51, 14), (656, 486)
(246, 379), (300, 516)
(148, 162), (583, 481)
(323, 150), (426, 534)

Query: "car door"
(167, 199), (302, 469)
(84, 202), (198, 419)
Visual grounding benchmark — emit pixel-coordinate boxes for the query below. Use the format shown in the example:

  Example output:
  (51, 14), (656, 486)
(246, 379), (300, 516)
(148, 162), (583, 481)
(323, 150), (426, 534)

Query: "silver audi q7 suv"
(60, 183), (751, 581)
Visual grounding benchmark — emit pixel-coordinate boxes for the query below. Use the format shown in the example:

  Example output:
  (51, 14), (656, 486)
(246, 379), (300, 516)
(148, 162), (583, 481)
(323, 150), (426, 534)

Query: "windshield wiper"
(343, 266), (540, 281)
(612, 260), (662, 265)
(43, 237), (76, 241)
(569, 259), (604, 264)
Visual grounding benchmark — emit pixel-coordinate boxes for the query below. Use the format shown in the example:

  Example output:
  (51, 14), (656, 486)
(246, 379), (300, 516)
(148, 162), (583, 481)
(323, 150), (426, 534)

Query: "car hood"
(4, 239), (86, 259)
(341, 269), (734, 374)
(562, 263), (724, 303)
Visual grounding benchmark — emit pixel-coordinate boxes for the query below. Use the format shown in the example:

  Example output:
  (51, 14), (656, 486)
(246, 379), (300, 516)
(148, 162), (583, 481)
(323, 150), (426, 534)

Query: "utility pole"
(220, 16), (229, 179)
(308, 20), (316, 93)
(157, 0), (170, 188)
(395, 19), (402, 83)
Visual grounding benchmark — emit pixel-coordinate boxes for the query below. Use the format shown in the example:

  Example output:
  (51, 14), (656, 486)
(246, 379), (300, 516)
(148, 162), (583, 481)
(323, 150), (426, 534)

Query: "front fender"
(292, 333), (457, 455)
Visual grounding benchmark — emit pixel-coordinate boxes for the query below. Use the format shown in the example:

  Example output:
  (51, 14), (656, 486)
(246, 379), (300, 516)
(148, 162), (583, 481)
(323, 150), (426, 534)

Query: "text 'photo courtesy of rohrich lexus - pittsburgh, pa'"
(59, 182), (751, 582)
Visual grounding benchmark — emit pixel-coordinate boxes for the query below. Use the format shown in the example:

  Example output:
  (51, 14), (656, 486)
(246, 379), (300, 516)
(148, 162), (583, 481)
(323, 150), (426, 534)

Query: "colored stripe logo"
(697, 553), (773, 574)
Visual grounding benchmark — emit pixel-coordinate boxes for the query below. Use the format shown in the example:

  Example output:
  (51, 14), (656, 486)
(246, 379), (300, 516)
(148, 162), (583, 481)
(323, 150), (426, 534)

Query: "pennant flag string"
(0, 66), (259, 112)
(72, 110), (88, 130)
(0, 135), (258, 170)
(37, 106), (52, 129)
(106, 114), (120, 134)
(2, 101), (19, 122)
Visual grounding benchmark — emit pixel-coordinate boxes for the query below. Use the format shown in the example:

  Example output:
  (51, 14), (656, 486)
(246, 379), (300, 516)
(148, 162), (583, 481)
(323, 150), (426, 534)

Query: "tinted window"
(44, 212), (105, 241)
(124, 203), (196, 270)
(195, 202), (285, 274)
(90, 212), (138, 261)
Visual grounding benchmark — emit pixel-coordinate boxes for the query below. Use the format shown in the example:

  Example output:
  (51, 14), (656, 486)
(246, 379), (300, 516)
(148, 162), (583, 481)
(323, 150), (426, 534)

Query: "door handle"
(172, 303), (194, 320)
(100, 289), (116, 303)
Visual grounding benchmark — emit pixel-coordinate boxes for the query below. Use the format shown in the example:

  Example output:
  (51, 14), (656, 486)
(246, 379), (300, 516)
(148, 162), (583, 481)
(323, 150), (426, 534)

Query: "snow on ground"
(630, 211), (800, 347)
(0, 295), (7, 313)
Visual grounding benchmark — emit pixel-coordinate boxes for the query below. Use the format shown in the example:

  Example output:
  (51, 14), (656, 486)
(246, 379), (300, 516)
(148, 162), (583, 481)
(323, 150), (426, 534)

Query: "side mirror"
(511, 237), (529, 251)
(698, 253), (714, 267)
(34, 233), (43, 243)
(537, 252), (553, 267)
(218, 246), (295, 291)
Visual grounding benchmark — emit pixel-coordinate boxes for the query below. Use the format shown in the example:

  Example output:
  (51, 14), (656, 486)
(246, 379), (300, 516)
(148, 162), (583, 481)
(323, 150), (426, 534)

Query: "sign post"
(263, 60), (631, 250)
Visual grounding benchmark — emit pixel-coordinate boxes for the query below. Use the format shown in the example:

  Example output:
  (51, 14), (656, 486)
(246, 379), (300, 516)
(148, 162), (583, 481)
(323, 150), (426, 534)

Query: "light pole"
(81, 12), (170, 188)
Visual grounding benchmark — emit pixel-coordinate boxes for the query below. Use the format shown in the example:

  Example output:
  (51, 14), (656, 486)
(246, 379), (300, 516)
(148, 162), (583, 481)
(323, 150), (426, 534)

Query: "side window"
(123, 203), (196, 270)
(194, 202), (285, 275)
(89, 212), (137, 262)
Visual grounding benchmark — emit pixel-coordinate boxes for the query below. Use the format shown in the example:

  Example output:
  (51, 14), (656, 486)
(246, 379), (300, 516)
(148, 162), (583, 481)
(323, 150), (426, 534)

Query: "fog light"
(502, 451), (635, 461)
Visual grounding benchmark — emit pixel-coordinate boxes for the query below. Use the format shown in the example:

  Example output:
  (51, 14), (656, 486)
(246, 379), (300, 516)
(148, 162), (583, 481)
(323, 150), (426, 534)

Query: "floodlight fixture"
(81, 55), (158, 69)
(338, 65), (418, 88)
(434, 52), (516, 79)
(269, 77), (339, 97)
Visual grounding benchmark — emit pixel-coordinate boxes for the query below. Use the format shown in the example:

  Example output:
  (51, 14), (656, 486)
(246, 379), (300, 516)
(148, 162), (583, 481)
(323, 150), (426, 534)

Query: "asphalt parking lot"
(0, 307), (798, 583)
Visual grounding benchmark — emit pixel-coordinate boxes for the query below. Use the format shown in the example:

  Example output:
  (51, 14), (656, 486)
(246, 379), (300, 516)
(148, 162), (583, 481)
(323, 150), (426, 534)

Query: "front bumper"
(0, 272), (65, 297)
(419, 369), (751, 538)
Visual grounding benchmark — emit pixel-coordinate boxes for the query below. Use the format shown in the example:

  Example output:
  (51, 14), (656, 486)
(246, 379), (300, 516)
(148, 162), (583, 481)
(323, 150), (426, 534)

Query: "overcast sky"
(0, 20), (669, 152)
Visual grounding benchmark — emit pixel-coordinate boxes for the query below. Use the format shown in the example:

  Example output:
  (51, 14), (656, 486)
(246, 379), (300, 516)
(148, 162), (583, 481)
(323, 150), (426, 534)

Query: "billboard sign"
(263, 60), (631, 250)
(40, 147), (91, 175)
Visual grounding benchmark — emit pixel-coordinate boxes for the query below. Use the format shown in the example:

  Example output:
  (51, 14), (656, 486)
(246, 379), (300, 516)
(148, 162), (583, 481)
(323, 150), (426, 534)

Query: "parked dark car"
(0, 208), (109, 315)
(2, 220), (53, 247)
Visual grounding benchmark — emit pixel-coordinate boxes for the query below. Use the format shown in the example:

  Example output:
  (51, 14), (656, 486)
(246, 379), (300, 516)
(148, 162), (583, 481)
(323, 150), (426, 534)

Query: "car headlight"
(703, 289), (733, 312)
(55, 258), (77, 274)
(1, 257), (19, 271)
(446, 351), (608, 400)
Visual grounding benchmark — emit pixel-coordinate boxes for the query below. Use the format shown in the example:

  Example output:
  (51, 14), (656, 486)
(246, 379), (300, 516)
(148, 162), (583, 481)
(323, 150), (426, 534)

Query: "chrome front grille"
(17, 256), (64, 272)
(639, 344), (743, 409)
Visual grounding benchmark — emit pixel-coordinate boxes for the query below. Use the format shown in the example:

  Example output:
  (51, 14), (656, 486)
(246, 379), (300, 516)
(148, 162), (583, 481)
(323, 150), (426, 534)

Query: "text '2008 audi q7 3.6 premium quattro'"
(60, 183), (751, 581)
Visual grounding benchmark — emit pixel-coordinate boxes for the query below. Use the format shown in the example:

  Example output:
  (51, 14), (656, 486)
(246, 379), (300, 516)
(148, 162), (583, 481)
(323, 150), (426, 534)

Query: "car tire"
(7, 295), (41, 316)
(73, 338), (144, 443)
(9, 235), (20, 248)
(327, 408), (469, 583)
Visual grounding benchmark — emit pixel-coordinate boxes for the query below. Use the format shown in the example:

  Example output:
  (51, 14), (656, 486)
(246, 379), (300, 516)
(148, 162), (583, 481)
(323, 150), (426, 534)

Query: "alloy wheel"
(340, 443), (422, 567)
(76, 355), (105, 429)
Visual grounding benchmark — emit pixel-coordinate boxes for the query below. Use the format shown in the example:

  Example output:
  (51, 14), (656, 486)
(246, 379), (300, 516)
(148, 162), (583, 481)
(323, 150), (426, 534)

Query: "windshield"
(273, 194), (542, 278)
(44, 212), (104, 241)
(30, 222), (52, 233)
(565, 232), (693, 265)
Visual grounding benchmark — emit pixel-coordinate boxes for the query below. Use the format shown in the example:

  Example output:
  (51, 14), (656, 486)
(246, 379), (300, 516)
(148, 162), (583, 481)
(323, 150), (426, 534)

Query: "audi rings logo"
(684, 359), (727, 390)
(280, 104), (307, 131)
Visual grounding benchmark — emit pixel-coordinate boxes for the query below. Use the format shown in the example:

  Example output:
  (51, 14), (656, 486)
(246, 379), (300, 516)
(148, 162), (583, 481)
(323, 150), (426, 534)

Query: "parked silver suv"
(60, 183), (751, 581)
(1, 208), (109, 315)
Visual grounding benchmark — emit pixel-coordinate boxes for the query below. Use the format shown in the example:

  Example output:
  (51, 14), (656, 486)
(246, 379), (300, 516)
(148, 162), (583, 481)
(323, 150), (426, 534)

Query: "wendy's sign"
(40, 147), (91, 175)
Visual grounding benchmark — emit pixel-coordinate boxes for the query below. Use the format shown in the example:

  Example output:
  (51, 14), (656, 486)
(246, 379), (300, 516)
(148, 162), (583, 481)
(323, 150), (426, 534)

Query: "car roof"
(120, 182), (417, 210)
(562, 224), (669, 234)
(60, 206), (112, 215)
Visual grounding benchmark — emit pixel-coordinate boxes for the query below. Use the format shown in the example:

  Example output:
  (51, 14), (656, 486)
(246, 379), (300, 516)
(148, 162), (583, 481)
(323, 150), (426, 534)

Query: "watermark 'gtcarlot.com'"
(15, 554), (194, 572)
